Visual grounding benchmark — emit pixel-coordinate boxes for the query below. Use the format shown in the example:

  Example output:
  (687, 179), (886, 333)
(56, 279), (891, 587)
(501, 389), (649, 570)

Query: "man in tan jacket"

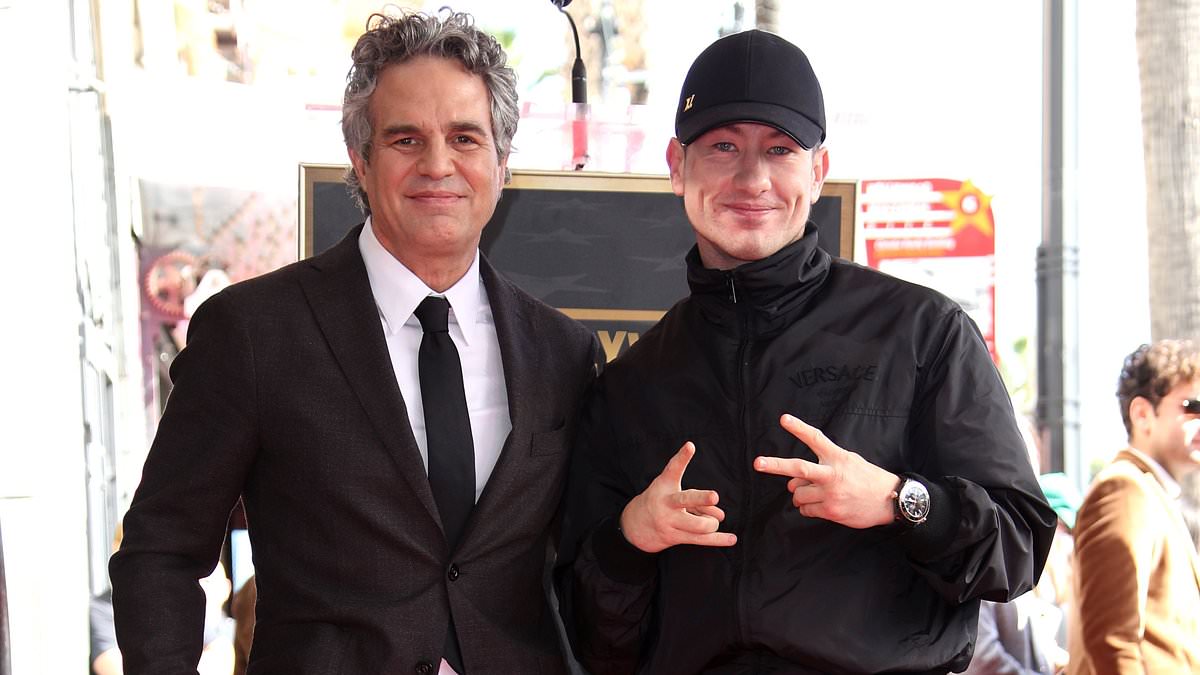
(1069, 339), (1200, 674)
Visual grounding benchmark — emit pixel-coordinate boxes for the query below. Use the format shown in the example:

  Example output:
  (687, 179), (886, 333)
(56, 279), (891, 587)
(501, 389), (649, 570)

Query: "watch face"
(899, 480), (930, 523)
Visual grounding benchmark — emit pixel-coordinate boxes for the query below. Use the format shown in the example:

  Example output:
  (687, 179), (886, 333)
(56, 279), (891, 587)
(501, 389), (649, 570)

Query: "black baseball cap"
(675, 29), (825, 149)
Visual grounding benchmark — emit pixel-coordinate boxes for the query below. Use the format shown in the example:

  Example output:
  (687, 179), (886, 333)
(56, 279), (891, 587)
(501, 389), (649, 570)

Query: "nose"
(417, 139), (455, 179)
(732, 152), (770, 193)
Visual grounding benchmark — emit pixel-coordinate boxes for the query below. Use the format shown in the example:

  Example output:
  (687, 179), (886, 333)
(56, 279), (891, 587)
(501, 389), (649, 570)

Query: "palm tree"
(1136, 0), (1200, 339)
(755, 0), (778, 31)
(1136, 0), (1200, 551)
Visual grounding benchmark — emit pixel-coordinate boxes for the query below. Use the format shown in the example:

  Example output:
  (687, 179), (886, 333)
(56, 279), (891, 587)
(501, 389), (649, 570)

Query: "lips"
(406, 191), (464, 209)
(723, 202), (776, 216)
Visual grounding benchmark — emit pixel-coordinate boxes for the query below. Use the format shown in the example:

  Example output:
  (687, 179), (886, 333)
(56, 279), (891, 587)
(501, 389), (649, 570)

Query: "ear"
(348, 146), (368, 184)
(497, 153), (510, 190)
(809, 146), (830, 203)
(666, 138), (686, 197)
(1128, 395), (1155, 439)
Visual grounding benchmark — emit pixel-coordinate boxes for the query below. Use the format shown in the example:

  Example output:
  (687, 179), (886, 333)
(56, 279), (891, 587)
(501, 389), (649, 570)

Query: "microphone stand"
(556, 3), (589, 170)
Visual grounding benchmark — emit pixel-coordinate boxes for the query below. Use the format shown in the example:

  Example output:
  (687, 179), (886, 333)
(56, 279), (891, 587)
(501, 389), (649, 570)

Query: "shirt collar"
(359, 217), (485, 345)
(1125, 445), (1182, 499)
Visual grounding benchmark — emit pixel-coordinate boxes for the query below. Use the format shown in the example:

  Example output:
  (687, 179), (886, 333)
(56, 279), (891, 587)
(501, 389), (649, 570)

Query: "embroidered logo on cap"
(683, 94), (695, 112)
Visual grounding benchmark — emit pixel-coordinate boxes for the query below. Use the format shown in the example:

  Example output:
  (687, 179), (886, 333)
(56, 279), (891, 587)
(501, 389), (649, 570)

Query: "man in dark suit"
(110, 10), (600, 675)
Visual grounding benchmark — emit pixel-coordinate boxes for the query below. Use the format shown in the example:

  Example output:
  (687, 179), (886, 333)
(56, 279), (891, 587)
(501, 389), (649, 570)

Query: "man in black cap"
(556, 29), (1056, 674)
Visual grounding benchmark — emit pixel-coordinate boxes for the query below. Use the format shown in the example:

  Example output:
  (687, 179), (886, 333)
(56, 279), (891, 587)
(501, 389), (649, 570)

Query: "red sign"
(860, 178), (997, 361)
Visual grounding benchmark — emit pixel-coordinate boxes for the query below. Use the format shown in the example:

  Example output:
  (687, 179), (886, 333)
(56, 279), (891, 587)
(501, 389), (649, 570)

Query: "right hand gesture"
(619, 442), (738, 553)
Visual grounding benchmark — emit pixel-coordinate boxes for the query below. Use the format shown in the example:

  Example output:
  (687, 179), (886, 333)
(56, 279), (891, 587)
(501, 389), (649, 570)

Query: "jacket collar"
(1117, 447), (1182, 499)
(358, 218), (487, 346)
(685, 223), (831, 336)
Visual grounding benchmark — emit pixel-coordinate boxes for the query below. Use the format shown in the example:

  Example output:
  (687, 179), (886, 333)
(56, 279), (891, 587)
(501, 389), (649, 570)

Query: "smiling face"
(348, 56), (507, 289)
(666, 122), (829, 270)
(1132, 380), (1200, 479)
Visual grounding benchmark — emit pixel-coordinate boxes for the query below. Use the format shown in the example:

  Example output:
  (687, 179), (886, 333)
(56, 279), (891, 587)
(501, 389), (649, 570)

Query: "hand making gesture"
(753, 414), (900, 529)
(620, 442), (739, 553)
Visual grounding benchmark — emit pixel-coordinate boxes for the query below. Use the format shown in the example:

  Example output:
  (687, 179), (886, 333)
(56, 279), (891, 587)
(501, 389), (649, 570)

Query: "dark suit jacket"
(111, 225), (600, 675)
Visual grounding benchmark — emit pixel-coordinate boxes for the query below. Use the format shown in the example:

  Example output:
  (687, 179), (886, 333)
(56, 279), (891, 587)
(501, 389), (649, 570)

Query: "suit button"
(447, 563), (460, 581)
(415, 661), (434, 675)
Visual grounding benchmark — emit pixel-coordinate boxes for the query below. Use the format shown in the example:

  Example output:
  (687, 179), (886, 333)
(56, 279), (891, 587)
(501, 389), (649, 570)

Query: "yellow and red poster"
(860, 178), (997, 361)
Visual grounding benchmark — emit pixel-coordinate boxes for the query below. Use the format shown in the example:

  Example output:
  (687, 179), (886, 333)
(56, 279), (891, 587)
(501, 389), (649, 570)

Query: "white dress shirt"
(358, 219), (511, 505)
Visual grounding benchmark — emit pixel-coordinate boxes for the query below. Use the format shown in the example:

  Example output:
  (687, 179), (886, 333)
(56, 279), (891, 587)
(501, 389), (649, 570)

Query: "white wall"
(0, 0), (91, 671)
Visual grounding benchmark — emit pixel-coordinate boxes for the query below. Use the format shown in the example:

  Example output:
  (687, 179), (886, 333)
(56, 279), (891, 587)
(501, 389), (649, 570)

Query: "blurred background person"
(1068, 339), (1200, 674)
(967, 597), (1066, 675)
(1035, 472), (1083, 627)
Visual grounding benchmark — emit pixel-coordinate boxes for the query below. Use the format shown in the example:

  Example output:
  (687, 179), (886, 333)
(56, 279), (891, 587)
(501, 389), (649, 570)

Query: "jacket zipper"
(729, 270), (752, 647)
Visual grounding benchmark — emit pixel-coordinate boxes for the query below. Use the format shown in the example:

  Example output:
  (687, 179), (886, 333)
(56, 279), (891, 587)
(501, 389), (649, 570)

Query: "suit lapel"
(460, 257), (539, 541)
(298, 225), (440, 524)
(299, 239), (548, 548)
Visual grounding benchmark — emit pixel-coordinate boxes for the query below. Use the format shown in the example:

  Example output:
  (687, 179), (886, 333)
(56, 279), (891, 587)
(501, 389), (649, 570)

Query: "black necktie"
(414, 295), (476, 548)
(414, 296), (472, 674)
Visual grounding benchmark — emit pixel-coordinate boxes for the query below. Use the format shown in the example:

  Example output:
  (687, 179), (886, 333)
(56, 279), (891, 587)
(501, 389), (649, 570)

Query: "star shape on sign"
(632, 251), (689, 272)
(538, 197), (609, 215)
(517, 228), (608, 245)
(941, 179), (994, 237)
(503, 273), (606, 301)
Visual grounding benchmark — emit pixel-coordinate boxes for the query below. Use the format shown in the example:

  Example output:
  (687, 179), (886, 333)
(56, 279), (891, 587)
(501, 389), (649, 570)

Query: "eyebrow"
(378, 121), (491, 139)
(379, 123), (422, 139)
(448, 121), (490, 137)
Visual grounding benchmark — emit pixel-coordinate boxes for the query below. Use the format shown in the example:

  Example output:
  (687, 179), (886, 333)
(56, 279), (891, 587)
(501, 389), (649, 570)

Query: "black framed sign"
(300, 166), (858, 361)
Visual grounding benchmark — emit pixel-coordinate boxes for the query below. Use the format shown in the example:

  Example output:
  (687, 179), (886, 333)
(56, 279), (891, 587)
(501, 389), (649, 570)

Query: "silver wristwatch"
(892, 475), (930, 526)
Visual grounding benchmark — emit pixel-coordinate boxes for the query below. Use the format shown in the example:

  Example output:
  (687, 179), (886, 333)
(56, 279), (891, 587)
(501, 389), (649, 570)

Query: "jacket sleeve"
(555, 378), (658, 675)
(1072, 472), (1152, 674)
(901, 308), (1057, 605)
(109, 291), (258, 675)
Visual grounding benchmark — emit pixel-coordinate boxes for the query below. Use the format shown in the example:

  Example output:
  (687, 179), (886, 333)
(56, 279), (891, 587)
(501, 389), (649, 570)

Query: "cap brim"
(677, 101), (824, 149)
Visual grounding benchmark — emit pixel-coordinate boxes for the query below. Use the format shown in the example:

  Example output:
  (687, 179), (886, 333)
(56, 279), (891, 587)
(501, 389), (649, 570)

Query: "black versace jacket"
(557, 224), (1056, 675)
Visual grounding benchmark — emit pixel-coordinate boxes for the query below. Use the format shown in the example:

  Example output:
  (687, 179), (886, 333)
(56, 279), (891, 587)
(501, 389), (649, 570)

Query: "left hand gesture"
(753, 414), (899, 529)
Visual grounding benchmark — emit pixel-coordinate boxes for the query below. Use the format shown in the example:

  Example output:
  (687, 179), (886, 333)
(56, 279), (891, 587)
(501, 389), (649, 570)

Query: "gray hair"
(341, 9), (519, 214)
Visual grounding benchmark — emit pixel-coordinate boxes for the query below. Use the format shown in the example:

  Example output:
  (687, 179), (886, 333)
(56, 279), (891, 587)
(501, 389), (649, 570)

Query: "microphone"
(550, 0), (588, 169)
(551, 0), (587, 104)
